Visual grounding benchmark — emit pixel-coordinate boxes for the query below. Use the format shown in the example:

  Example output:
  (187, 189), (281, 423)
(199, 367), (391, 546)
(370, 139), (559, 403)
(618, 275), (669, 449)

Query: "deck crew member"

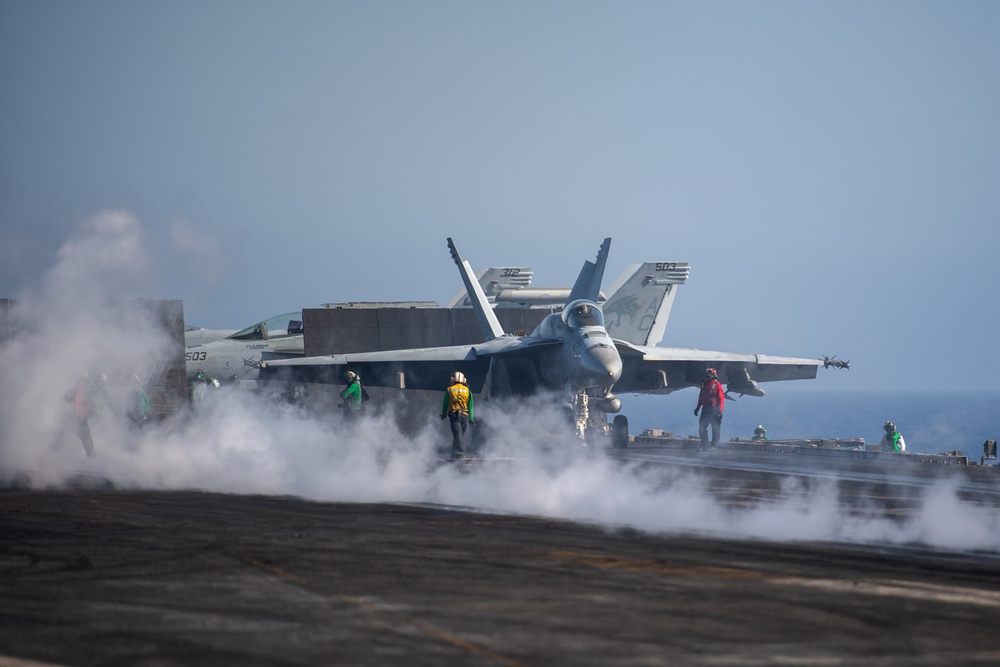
(340, 370), (365, 422)
(694, 368), (724, 451)
(441, 371), (474, 459)
(70, 375), (96, 457)
(880, 420), (906, 453)
(125, 374), (151, 429)
(192, 369), (220, 401)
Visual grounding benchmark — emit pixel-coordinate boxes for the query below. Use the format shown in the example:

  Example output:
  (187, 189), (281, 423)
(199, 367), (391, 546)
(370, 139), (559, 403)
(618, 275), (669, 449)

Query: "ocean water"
(623, 389), (1000, 457)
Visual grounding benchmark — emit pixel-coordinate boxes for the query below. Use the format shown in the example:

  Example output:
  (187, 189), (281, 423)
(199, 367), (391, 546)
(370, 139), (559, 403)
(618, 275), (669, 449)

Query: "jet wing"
(259, 335), (561, 393)
(613, 340), (823, 396)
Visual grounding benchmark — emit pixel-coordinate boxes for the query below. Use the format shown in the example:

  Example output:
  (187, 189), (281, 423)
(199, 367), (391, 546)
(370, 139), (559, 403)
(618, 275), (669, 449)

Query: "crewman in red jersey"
(694, 368), (725, 451)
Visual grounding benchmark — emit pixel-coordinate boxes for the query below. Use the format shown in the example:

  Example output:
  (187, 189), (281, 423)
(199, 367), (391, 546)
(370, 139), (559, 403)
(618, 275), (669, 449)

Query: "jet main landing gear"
(611, 414), (629, 449)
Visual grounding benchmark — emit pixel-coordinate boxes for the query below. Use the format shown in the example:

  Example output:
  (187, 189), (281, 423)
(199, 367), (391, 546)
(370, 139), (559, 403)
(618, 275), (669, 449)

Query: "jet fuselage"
(185, 311), (304, 383)
(532, 299), (622, 391)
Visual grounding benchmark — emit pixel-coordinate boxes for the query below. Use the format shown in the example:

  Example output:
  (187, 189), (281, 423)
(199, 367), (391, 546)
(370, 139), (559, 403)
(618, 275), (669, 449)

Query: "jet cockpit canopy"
(562, 300), (604, 329)
(228, 311), (303, 341)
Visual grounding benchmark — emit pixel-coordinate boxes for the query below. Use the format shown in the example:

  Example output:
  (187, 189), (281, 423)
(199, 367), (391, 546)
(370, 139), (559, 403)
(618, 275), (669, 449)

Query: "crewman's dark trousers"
(448, 412), (469, 457)
(699, 406), (722, 451)
(77, 419), (95, 457)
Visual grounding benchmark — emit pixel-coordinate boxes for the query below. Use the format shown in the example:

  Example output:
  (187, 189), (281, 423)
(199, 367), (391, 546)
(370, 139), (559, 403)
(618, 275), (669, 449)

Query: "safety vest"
(444, 383), (471, 415)
(340, 380), (363, 410)
(697, 379), (725, 410)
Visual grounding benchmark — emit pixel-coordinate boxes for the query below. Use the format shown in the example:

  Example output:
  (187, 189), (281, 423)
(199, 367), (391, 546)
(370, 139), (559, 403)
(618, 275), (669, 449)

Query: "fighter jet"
(260, 239), (839, 445)
(183, 325), (238, 347)
(446, 266), (535, 307)
(185, 311), (305, 384)
(447, 265), (608, 308)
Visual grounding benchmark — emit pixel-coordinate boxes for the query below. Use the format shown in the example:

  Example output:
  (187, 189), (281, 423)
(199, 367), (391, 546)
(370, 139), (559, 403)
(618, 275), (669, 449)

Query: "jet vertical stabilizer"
(567, 237), (611, 304)
(447, 238), (506, 341)
(603, 262), (690, 346)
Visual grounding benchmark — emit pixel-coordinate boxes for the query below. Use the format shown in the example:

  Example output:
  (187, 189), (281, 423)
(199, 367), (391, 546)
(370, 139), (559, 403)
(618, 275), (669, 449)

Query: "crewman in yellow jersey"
(441, 371), (474, 459)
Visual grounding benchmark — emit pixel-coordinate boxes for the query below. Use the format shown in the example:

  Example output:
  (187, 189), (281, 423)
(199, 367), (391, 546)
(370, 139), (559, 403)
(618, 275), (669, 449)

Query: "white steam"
(0, 211), (172, 471)
(169, 219), (226, 287)
(3, 212), (1000, 555)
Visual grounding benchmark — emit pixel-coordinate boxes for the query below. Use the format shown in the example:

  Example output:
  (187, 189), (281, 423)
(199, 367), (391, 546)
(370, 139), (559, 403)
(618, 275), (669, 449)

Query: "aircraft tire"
(612, 415), (629, 449)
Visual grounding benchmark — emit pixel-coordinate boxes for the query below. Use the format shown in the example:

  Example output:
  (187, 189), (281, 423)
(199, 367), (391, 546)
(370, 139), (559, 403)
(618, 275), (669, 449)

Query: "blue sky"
(2, 1), (998, 392)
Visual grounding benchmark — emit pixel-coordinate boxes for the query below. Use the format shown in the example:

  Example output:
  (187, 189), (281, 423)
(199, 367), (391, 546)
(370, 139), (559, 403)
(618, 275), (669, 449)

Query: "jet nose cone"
(581, 345), (622, 385)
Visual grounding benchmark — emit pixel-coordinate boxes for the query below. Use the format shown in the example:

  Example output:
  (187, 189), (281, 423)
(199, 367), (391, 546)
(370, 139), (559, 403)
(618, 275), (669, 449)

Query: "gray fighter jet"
(445, 266), (535, 307)
(183, 325), (238, 347)
(260, 239), (840, 445)
(447, 265), (607, 308)
(185, 311), (305, 384)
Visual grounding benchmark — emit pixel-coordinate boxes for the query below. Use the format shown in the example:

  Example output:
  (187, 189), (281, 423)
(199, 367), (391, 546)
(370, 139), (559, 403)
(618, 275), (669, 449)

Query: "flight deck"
(3, 443), (1000, 666)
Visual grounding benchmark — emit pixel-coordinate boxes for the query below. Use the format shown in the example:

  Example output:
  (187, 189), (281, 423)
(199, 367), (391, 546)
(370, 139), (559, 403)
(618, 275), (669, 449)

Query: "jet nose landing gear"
(567, 384), (628, 449)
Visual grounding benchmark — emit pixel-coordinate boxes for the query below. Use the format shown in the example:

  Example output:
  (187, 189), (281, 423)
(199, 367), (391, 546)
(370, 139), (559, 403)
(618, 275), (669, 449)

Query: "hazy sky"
(2, 1), (998, 392)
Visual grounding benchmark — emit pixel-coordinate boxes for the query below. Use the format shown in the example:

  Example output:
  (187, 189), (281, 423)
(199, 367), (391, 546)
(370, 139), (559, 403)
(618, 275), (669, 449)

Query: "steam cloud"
(2, 211), (999, 554)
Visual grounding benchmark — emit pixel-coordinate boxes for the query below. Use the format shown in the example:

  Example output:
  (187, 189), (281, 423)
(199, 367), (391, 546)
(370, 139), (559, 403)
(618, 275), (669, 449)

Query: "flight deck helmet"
(344, 370), (358, 383)
(705, 368), (718, 380)
(884, 420), (896, 433)
(754, 425), (767, 436)
(451, 371), (466, 385)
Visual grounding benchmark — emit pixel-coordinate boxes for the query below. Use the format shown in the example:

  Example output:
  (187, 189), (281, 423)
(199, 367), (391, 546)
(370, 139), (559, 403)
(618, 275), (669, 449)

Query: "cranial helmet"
(884, 420), (896, 433)
(706, 368), (718, 379)
(344, 371), (357, 383)
(754, 425), (766, 435)
(451, 371), (466, 384)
